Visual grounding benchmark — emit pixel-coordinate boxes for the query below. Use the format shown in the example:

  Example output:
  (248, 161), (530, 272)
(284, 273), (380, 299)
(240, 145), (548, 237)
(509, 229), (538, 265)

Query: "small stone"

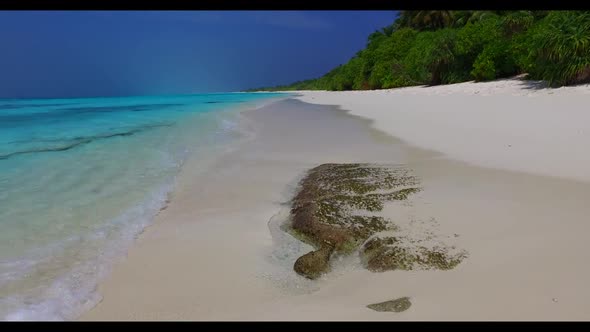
(367, 297), (412, 312)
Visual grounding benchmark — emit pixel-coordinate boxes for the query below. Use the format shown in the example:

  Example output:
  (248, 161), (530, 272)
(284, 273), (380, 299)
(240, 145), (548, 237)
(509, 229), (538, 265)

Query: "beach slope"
(82, 80), (590, 320)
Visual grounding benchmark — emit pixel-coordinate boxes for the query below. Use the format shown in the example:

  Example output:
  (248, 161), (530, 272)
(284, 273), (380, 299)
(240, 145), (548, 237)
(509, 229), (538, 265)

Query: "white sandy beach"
(295, 77), (590, 183)
(82, 78), (590, 321)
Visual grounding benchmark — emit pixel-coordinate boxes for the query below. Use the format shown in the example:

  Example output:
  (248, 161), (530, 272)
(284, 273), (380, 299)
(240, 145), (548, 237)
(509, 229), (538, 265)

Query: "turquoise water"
(0, 92), (285, 320)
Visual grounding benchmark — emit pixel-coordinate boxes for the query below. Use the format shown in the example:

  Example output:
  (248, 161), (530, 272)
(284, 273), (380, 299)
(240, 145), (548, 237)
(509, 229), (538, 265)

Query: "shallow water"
(0, 92), (285, 320)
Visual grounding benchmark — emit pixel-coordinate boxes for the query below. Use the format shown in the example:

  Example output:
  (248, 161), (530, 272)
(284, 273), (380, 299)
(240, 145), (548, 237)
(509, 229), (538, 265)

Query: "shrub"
(471, 53), (496, 81)
(525, 11), (590, 86)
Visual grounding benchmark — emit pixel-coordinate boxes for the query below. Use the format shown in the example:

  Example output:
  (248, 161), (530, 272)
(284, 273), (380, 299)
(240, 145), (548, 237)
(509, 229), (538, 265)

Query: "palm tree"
(452, 11), (473, 27)
(393, 11), (454, 31)
(467, 11), (497, 24)
(530, 11), (590, 86)
(427, 33), (456, 85)
(412, 10), (454, 30)
(393, 11), (418, 30)
(501, 11), (534, 35)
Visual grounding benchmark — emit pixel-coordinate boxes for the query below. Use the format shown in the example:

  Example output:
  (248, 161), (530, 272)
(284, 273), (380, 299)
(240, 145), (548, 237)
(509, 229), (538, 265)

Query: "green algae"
(367, 297), (412, 312)
(287, 163), (422, 278)
(361, 236), (467, 272)
(285, 163), (466, 279)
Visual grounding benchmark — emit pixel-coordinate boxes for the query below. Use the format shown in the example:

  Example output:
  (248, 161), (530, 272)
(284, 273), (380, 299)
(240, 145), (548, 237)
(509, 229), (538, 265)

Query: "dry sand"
(294, 77), (590, 183)
(82, 79), (590, 320)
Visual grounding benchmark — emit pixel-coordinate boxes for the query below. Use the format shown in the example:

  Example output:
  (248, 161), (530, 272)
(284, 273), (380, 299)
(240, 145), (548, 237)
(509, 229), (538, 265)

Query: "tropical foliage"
(248, 11), (590, 91)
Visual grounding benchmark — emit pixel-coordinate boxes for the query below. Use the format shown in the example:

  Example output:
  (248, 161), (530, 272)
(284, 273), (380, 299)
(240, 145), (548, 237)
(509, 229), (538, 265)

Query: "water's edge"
(1, 93), (290, 321)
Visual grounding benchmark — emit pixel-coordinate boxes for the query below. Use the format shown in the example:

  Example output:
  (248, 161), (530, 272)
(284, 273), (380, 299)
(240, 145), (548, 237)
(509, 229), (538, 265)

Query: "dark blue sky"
(0, 11), (397, 98)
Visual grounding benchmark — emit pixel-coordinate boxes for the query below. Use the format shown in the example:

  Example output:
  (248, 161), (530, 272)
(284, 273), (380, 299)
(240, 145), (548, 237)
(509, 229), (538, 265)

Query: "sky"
(0, 11), (397, 99)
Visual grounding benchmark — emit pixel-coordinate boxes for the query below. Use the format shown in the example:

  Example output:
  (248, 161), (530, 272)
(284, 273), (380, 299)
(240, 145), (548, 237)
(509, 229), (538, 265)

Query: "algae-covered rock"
(361, 236), (413, 271)
(287, 163), (421, 278)
(293, 244), (334, 279)
(289, 163), (420, 251)
(286, 163), (466, 279)
(367, 297), (412, 312)
(361, 236), (467, 272)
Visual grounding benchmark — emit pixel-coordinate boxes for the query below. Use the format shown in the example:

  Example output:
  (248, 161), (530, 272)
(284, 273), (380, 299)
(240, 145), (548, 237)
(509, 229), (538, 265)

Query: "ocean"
(0, 92), (285, 320)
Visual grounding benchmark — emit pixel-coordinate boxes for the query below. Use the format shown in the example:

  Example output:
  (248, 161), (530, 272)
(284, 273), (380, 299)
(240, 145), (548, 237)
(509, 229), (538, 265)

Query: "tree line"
(248, 11), (590, 91)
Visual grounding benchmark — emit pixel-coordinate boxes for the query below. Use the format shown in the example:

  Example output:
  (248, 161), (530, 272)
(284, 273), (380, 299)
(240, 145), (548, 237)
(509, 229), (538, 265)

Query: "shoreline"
(82, 80), (590, 320)
(0, 94), (290, 321)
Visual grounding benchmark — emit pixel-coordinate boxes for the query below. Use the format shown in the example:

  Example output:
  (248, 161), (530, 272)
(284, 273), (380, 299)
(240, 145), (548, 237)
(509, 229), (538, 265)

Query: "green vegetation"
(248, 11), (590, 91)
